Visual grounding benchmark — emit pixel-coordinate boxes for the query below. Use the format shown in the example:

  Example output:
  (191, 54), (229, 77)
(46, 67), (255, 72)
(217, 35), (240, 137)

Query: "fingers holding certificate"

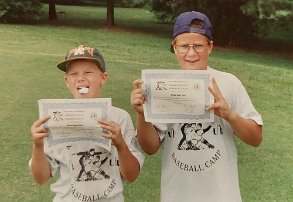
(142, 69), (214, 123)
(38, 98), (112, 151)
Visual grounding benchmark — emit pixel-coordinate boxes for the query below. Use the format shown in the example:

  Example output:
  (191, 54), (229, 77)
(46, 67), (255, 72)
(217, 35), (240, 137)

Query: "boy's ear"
(208, 41), (213, 54)
(100, 72), (109, 86)
(64, 75), (70, 88)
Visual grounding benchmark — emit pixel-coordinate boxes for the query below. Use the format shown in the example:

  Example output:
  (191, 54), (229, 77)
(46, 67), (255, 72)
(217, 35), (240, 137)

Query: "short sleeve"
(28, 154), (60, 177)
(46, 155), (60, 177)
(119, 111), (145, 170)
(232, 81), (263, 126)
(153, 123), (169, 142)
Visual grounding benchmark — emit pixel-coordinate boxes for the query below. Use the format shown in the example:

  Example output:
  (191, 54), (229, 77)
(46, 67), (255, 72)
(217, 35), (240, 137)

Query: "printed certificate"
(38, 98), (111, 151)
(142, 69), (214, 123)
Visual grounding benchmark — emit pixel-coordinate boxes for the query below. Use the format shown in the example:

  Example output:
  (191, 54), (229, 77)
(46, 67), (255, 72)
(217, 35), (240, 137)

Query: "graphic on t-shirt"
(177, 123), (215, 150)
(75, 148), (110, 181)
(213, 124), (223, 135)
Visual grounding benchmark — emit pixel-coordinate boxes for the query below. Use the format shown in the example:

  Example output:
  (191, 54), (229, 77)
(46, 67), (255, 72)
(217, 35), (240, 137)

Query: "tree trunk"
(107, 0), (115, 26)
(49, 0), (58, 20)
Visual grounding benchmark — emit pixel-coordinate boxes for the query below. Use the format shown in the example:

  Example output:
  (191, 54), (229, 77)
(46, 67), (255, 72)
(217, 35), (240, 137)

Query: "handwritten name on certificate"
(38, 98), (112, 151)
(142, 69), (214, 123)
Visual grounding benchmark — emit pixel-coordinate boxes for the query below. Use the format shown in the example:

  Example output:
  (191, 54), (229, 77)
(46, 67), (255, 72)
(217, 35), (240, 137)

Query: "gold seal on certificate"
(142, 69), (214, 123)
(38, 98), (112, 151)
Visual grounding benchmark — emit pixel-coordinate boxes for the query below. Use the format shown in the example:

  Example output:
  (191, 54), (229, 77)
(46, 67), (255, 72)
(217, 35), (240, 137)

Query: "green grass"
(0, 5), (292, 202)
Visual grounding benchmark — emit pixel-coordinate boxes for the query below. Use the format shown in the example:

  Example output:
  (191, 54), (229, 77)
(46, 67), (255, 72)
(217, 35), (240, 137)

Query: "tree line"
(0, 0), (292, 46)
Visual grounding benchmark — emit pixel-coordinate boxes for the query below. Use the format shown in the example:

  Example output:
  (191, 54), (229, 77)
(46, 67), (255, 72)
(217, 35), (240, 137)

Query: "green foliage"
(41, 0), (146, 8)
(146, 0), (173, 22)
(207, 0), (259, 45)
(256, 0), (293, 38)
(147, 0), (259, 45)
(121, 0), (148, 8)
(147, 0), (292, 46)
(0, 0), (43, 22)
(41, 0), (86, 5)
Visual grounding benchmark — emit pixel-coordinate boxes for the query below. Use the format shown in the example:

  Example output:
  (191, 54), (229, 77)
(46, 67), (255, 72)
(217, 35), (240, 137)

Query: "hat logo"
(73, 46), (86, 56)
(67, 45), (94, 59)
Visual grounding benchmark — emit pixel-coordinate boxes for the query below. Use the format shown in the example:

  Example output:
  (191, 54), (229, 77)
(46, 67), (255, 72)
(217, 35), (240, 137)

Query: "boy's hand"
(98, 120), (126, 150)
(207, 78), (234, 121)
(131, 79), (145, 114)
(31, 115), (51, 147)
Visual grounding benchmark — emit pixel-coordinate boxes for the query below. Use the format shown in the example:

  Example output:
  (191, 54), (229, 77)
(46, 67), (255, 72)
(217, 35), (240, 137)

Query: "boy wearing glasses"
(131, 11), (263, 202)
(30, 45), (144, 202)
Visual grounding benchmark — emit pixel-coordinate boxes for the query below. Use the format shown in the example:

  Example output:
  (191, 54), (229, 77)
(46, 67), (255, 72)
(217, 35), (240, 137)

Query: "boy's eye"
(194, 44), (204, 48)
(178, 44), (189, 48)
(68, 72), (78, 76)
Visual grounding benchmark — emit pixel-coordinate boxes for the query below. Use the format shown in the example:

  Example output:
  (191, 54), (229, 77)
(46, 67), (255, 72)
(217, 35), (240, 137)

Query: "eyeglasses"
(174, 43), (207, 54)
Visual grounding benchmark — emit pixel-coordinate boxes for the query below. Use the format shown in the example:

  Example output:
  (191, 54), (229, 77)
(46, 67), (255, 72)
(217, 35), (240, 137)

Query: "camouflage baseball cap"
(57, 45), (105, 72)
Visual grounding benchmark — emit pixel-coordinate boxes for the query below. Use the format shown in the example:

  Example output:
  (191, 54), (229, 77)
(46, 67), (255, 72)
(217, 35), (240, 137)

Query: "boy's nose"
(187, 47), (198, 56)
(76, 74), (86, 82)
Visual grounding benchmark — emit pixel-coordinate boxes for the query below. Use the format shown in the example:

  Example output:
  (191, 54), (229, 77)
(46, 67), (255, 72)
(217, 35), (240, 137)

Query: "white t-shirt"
(35, 106), (144, 202)
(154, 67), (263, 202)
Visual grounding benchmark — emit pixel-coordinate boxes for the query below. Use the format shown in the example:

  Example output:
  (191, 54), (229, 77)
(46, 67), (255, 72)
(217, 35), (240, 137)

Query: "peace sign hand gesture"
(206, 78), (235, 121)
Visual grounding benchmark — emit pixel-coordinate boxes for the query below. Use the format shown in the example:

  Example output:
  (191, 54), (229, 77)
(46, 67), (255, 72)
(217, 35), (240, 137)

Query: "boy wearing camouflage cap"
(131, 11), (263, 202)
(30, 45), (144, 202)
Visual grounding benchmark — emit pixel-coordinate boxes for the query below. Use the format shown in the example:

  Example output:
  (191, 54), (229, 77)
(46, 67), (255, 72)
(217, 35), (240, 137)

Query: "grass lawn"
(0, 4), (292, 202)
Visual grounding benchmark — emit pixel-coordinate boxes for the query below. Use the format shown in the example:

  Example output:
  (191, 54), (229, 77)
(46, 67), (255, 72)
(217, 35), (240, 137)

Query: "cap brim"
(57, 57), (104, 72)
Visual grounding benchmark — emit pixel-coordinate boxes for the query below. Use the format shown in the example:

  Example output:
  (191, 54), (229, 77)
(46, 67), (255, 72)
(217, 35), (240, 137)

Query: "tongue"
(79, 87), (89, 94)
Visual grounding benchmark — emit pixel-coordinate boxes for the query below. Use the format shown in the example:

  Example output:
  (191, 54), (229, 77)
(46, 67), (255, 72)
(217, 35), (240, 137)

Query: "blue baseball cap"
(173, 11), (213, 40)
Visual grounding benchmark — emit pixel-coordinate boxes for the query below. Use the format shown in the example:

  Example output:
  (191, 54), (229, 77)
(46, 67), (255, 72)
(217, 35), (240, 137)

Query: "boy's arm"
(31, 144), (52, 185)
(207, 78), (262, 147)
(30, 116), (52, 185)
(99, 120), (140, 182)
(116, 142), (140, 182)
(131, 79), (161, 154)
(224, 112), (262, 147)
(136, 113), (161, 155)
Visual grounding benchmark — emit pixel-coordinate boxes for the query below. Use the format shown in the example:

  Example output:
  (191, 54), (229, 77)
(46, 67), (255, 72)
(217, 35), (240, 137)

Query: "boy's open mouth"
(77, 86), (89, 94)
